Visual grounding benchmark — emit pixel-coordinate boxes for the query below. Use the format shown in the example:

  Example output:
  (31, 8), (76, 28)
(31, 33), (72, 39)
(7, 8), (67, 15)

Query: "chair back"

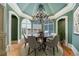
(28, 36), (38, 49)
(46, 35), (59, 48)
(23, 34), (28, 43)
(52, 35), (59, 47)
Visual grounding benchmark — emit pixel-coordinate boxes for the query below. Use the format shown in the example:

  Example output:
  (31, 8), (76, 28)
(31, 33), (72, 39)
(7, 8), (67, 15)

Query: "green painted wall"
(64, 11), (73, 43)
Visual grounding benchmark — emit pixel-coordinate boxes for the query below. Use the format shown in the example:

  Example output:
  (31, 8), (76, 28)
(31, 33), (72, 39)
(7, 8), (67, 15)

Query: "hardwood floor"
(7, 42), (74, 56)
(7, 44), (22, 56)
(60, 43), (74, 56)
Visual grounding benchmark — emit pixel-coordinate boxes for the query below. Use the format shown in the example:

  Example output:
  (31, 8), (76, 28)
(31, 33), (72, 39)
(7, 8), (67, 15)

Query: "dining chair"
(27, 36), (39, 56)
(45, 35), (59, 56)
(23, 34), (28, 47)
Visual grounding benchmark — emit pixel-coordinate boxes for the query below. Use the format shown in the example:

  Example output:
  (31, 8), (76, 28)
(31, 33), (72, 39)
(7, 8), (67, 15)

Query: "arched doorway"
(56, 16), (68, 46)
(11, 15), (18, 44)
(9, 11), (19, 45)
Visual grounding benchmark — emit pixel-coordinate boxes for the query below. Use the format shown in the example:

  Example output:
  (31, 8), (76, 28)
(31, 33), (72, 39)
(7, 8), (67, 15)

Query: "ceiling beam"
(8, 3), (32, 20)
(48, 3), (76, 19)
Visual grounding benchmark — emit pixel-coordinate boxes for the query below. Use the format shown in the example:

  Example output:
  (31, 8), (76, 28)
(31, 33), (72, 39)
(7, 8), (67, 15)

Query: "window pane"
(49, 24), (53, 35)
(49, 24), (53, 30)
(44, 21), (54, 36)
(44, 25), (48, 30)
(22, 24), (26, 28)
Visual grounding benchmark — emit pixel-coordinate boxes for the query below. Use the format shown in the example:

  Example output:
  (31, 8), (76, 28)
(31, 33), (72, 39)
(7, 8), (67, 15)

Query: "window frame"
(73, 7), (79, 34)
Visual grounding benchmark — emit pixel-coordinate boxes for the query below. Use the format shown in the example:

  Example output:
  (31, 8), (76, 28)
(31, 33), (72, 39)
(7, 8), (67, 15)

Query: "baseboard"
(68, 43), (79, 56)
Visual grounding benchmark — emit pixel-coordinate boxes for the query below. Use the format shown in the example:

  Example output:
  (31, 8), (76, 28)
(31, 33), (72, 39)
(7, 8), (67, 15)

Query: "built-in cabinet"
(0, 4), (6, 55)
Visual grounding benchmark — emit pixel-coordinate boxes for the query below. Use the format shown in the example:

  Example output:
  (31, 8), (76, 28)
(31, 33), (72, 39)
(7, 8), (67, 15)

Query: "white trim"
(9, 11), (20, 46)
(18, 15), (20, 43)
(48, 3), (76, 19)
(56, 16), (68, 46)
(9, 11), (11, 46)
(68, 43), (79, 56)
(8, 3), (32, 20)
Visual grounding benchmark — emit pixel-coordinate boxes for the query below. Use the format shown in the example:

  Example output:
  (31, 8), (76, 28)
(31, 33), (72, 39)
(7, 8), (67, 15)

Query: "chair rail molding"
(48, 3), (76, 19)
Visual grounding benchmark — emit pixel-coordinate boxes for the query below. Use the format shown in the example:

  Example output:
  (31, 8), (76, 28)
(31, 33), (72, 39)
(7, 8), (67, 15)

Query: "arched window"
(44, 20), (54, 37)
(32, 20), (41, 36)
(74, 7), (79, 34)
(21, 19), (31, 38)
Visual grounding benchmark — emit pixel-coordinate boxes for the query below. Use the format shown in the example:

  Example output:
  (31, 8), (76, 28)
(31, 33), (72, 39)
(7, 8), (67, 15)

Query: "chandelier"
(32, 4), (48, 22)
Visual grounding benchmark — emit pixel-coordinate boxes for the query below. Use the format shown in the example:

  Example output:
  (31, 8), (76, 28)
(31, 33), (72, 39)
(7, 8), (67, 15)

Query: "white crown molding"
(48, 3), (76, 19)
(8, 3), (32, 20)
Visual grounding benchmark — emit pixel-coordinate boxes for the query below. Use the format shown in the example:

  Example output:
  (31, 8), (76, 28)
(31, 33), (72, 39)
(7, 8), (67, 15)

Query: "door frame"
(9, 11), (20, 46)
(56, 16), (68, 46)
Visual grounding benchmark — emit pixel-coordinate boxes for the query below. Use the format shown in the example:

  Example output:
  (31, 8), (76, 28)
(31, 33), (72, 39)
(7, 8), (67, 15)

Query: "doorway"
(9, 11), (20, 46)
(56, 16), (68, 45)
(11, 15), (18, 44)
(58, 18), (65, 43)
